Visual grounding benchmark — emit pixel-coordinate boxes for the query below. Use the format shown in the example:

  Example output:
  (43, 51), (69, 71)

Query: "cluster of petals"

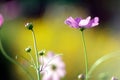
(40, 51), (66, 80)
(64, 16), (99, 29)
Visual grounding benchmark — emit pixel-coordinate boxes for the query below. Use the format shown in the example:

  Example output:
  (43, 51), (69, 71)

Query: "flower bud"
(25, 47), (31, 53)
(38, 50), (45, 56)
(25, 23), (33, 30)
(78, 74), (85, 80)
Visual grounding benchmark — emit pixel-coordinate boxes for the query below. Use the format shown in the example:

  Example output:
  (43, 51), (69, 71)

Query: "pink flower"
(0, 14), (4, 27)
(40, 51), (66, 80)
(64, 16), (99, 29)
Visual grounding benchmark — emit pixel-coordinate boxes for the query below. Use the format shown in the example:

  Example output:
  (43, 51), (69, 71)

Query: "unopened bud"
(25, 47), (31, 53)
(78, 74), (85, 80)
(25, 23), (33, 30)
(38, 50), (45, 56)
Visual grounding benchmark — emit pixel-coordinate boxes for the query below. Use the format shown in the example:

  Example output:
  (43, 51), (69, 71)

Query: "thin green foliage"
(88, 51), (120, 77)
(0, 39), (34, 80)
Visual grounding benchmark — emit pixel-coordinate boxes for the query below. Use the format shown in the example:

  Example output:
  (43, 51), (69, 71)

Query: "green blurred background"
(0, 0), (120, 80)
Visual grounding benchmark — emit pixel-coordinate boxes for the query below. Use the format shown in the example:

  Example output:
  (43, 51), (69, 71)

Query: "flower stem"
(81, 30), (88, 80)
(31, 29), (40, 80)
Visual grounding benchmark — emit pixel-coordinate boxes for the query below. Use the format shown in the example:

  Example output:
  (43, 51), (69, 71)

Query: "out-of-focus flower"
(78, 74), (85, 80)
(40, 51), (66, 80)
(111, 77), (118, 80)
(64, 16), (99, 29)
(0, 1), (21, 20)
(0, 14), (4, 27)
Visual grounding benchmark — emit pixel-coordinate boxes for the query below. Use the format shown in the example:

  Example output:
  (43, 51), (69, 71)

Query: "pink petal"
(47, 51), (55, 57)
(0, 14), (4, 27)
(75, 17), (81, 23)
(57, 69), (66, 77)
(85, 17), (99, 28)
(91, 17), (99, 27)
(79, 16), (91, 27)
(42, 73), (51, 80)
(94, 17), (99, 23)
(52, 73), (60, 80)
(64, 17), (79, 28)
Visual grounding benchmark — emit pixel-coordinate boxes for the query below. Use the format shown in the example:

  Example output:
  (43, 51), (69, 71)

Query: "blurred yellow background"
(1, 0), (120, 80)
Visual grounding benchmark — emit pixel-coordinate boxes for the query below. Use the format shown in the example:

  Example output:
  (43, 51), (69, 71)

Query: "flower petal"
(57, 69), (66, 77)
(0, 14), (4, 27)
(85, 17), (99, 28)
(64, 17), (79, 28)
(75, 17), (81, 23)
(52, 73), (60, 80)
(91, 17), (99, 27)
(40, 51), (66, 80)
(65, 16), (99, 29)
(79, 16), (91, 27)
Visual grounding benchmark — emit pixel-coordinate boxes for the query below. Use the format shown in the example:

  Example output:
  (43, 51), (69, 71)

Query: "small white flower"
(40, 51), (66, 80)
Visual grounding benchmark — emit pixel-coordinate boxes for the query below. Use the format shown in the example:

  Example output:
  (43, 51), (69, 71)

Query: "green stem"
(0, 39), (34, 80)
(31, 29), (40, 80)
(28, 53), (36, 69)
(81, 31), (88, 80)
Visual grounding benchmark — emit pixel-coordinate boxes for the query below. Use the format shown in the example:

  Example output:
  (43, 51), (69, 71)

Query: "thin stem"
(81, 31), (88, 80)
(18, 54), (34, 66)
(39, 55), (44, 72)
(31, 29), (40, 80)
(28, 53), (37, 69)
(0, 39), (34, 80)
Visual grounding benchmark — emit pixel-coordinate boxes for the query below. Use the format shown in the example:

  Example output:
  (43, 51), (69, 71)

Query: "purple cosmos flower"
(0, 14), (4, 28)
(40, 51), (66, 80)
(64, 16), (99, 29)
